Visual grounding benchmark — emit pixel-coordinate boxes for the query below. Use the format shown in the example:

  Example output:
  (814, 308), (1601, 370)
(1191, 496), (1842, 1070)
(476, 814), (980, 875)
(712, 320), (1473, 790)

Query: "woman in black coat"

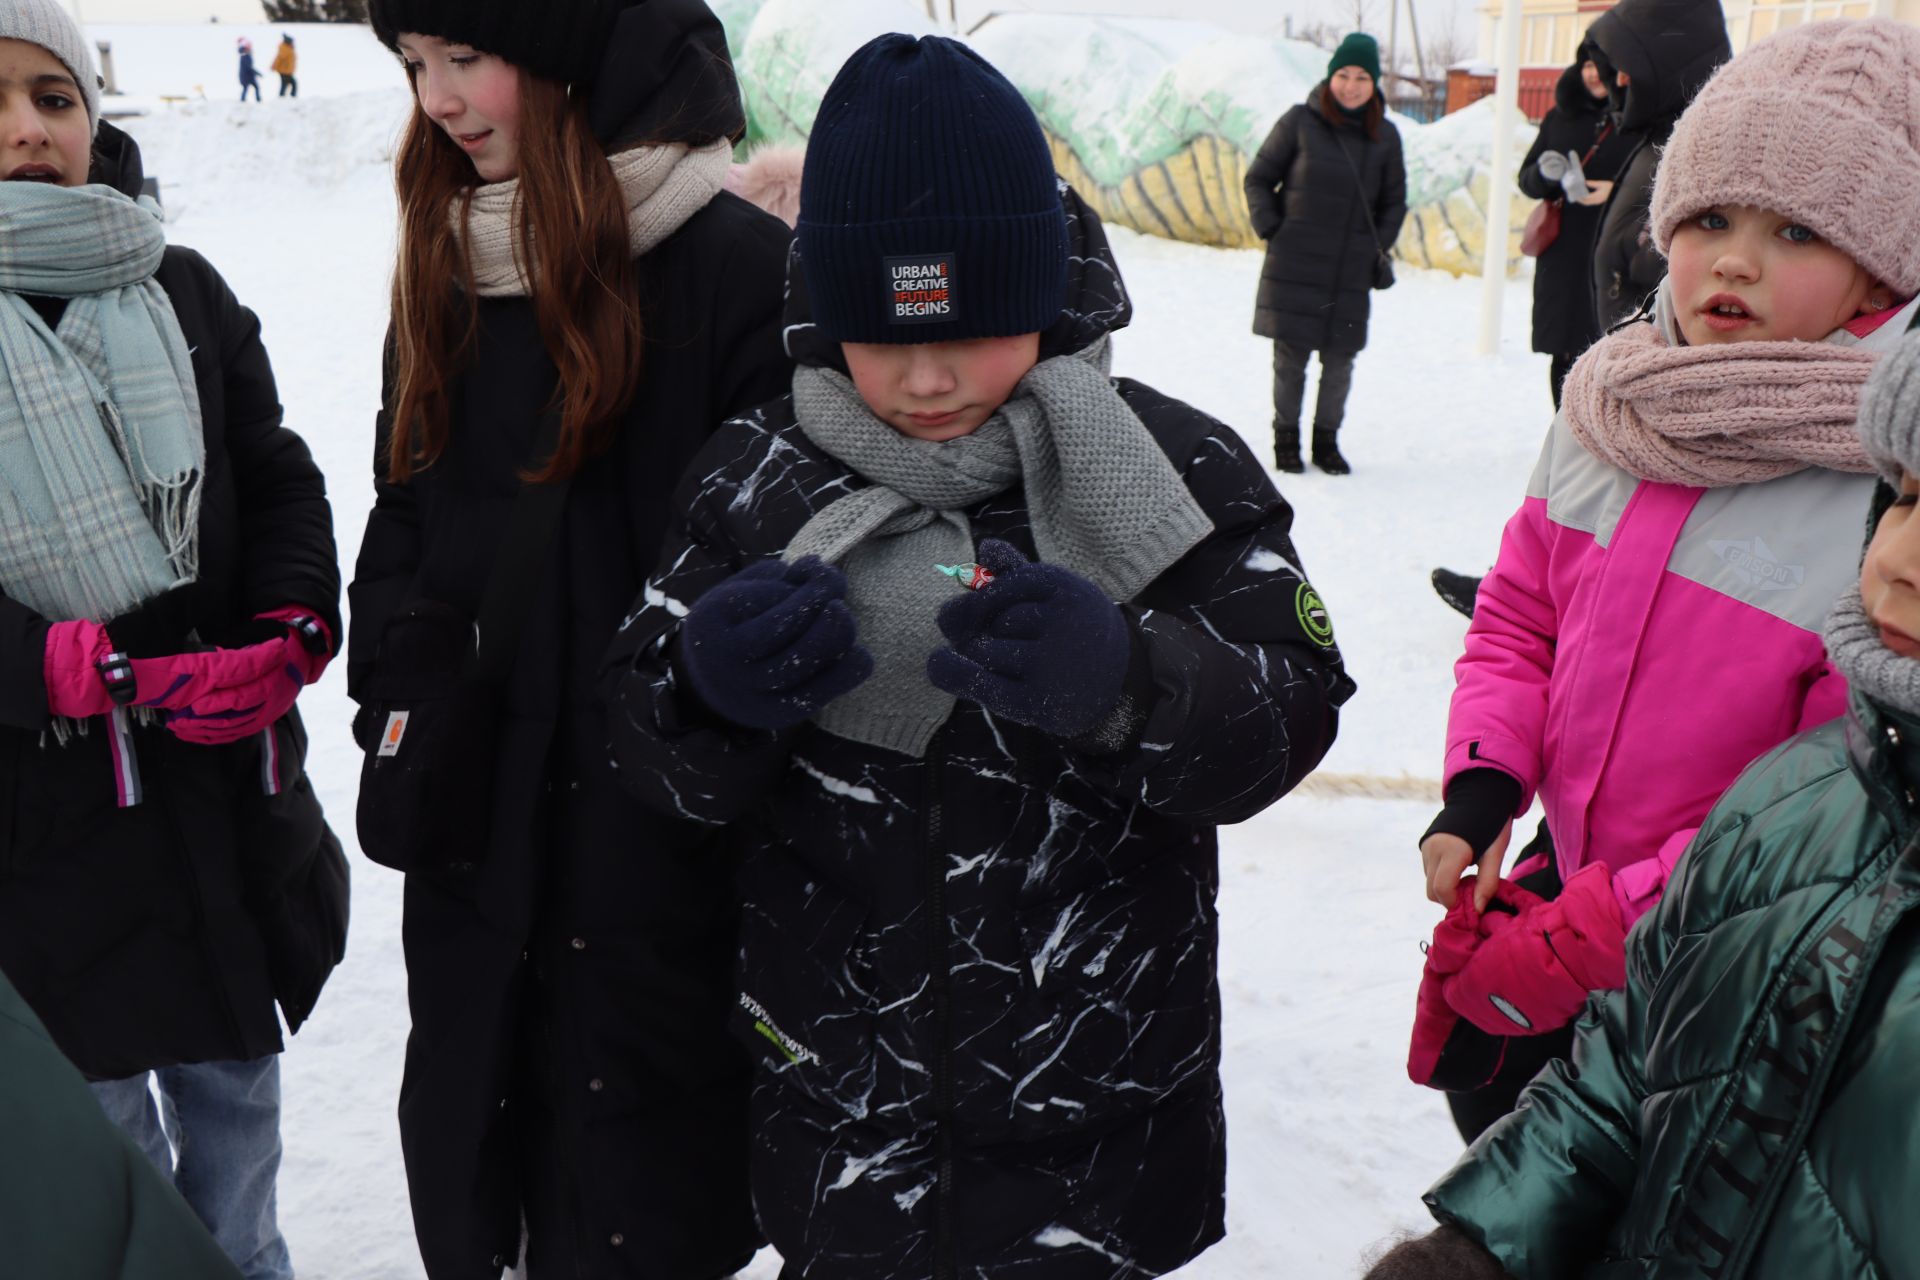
(348, 1), (792, 1275)
(0, 25), (343, 1273)
(1518, 53), (1636, 406)
(1244, 32), (1407, 475)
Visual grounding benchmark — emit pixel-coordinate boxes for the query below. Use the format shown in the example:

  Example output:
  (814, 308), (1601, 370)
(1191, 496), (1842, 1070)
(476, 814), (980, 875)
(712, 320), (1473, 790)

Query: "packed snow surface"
(112, 27), (1556, 1280)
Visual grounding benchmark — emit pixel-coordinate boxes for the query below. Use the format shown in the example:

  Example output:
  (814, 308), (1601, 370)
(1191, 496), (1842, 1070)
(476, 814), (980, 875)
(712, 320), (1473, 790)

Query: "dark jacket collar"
(1848, 694), (1920, 837)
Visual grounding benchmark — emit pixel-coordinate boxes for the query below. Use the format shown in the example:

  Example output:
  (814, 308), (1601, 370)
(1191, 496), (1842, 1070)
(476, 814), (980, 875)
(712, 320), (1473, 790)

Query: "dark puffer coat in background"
(1245, 85), (1407, 355)
(1586, 0), (1730, 330)
(0, 123), (345, 1083)
(1518, 61), (1637, 359)
(603, 192), (1354, 1279)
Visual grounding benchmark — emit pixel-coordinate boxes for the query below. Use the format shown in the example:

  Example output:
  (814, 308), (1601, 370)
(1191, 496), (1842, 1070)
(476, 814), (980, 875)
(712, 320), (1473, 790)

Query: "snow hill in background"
(108, 14), (1561, 1278)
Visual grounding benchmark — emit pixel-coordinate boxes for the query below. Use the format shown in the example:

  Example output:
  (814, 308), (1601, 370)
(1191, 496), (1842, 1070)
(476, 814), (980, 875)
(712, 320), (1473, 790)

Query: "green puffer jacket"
(1426, 693), (1920, 1279)
(0, 969), (241, 1280)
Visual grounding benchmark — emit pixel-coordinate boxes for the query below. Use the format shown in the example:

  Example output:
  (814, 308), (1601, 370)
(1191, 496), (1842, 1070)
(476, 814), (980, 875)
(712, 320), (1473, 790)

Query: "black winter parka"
(0, 124), (346, 1082)
(1518, 62), (1636, 357)
(1244, 87), (1407, 355)
(348, 194), (792, 1278)
(1586, 0), (1730, 330)
(603, 194), (1354, 1279)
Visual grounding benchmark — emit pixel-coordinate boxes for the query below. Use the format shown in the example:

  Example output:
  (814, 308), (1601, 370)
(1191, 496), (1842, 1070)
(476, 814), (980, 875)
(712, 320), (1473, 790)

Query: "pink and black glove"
(43, 619), (127, 719)
(156, 608), (332, 745)
(1445, 863), (1627, 1038)
(926, 539), (1130, 739)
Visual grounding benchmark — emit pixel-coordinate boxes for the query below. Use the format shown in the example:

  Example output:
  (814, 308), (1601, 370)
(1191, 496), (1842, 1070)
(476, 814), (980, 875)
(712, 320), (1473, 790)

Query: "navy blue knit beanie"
(798, 35), (1069, 344)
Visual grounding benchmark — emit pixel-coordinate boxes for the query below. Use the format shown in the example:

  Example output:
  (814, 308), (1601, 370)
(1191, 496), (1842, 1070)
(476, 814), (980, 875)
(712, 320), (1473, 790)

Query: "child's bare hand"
(1423, 819), (1513, 910)
(1575, 179), (1614, 207)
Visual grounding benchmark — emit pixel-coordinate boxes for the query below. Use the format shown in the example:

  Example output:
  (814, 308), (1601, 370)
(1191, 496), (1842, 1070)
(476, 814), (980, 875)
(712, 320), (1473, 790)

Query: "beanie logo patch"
(885, 252), (956, 324)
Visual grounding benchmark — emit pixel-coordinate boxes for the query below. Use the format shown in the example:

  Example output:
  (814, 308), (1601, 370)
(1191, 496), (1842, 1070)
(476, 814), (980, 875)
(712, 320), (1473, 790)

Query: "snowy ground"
(114, 73), (1554, 1280)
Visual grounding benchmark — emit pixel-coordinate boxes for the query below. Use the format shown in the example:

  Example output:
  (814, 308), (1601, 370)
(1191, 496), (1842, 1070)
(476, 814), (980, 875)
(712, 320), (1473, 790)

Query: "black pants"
(1549, 352), (1577, 410)
(1272, 340), (1356, 436)
(278, 74), (297, 98)
(1446, 1022), (1578, 1144)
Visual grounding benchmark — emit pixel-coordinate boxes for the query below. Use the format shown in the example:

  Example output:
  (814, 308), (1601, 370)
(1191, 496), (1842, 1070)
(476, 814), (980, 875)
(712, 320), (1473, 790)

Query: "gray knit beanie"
(1854, 325), (1920, 483)
(0, 0), (101, 133)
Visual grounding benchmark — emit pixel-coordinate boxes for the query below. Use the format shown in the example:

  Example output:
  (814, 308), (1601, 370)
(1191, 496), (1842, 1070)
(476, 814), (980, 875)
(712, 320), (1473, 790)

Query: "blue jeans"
(91, 1056), (294, 1280)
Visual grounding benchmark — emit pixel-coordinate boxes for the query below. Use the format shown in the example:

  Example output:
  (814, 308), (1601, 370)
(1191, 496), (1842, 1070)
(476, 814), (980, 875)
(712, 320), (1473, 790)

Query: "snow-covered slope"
(111, 45), (1555, 1280)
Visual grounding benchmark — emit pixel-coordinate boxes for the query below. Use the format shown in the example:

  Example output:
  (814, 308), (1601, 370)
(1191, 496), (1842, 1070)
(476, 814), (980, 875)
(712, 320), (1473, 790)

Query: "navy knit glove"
(927, 539), (1129, 738)
(678, 556), (874, 731)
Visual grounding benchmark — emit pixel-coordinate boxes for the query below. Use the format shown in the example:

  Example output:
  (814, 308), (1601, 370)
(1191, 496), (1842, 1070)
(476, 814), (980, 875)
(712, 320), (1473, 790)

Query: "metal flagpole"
(1475, 0), (1524, 356)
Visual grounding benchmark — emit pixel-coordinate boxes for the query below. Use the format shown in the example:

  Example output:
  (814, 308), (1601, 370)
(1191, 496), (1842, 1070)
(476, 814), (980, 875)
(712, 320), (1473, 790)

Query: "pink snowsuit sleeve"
(1443, 494), (1557, 815)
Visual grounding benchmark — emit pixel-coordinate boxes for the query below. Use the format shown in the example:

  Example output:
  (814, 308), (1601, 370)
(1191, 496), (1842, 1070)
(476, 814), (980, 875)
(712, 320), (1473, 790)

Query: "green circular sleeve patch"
(1295, 583), (1335, 647)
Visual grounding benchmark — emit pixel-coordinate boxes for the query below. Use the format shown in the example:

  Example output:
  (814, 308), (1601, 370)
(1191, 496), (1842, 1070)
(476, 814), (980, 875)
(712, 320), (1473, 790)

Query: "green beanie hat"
(1328, 32), (1382, 84)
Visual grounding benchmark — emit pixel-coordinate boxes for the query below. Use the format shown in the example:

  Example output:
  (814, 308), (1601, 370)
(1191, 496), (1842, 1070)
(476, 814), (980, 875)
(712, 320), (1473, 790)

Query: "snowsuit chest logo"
(885, 252), (956, 324)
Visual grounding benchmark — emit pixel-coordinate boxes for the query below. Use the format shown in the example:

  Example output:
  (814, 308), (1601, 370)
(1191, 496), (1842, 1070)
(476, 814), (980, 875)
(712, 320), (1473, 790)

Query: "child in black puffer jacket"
(603, 34), (1353, 1279)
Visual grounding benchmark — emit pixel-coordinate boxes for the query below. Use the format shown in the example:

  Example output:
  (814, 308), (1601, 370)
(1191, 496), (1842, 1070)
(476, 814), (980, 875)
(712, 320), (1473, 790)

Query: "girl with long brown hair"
(347, 2), (792, 1275)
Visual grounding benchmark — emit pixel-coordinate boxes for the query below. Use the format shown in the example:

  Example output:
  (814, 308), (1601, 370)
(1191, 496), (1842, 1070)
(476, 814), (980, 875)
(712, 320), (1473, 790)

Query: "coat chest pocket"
(1010, 853), (1221, 1135)
(731, 853), (883, 1121)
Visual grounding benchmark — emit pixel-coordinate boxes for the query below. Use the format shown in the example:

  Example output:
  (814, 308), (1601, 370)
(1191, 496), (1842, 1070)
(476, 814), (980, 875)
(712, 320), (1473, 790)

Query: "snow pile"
(93, 21), (398, 104)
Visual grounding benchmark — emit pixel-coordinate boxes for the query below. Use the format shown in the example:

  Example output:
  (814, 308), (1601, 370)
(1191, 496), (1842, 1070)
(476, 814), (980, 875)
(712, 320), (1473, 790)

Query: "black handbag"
(355, 413), (571, 875)
(1334, 128), (1397, 291)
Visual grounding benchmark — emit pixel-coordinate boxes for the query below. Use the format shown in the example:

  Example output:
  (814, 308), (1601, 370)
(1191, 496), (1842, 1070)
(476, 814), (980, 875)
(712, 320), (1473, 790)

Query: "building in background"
(1469, 0), (1914, 120)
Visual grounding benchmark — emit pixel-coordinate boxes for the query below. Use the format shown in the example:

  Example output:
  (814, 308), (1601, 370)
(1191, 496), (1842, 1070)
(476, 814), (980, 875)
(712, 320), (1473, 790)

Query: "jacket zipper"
(923, 743), (956, 1280)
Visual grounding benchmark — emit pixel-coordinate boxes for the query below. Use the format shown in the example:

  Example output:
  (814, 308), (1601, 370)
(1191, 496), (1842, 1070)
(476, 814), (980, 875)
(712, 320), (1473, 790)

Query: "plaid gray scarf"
(788, 336), (1214, 757)
(0, 182), (203, 624)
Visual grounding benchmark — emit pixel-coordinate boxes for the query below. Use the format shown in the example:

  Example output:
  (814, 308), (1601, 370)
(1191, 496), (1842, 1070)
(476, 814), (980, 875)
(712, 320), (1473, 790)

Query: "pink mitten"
(1446, 863), (1627, 1037)
(1408, 877), (1549, 1088)
(163, 610), (332, 746)
(43, 619), (123, 719)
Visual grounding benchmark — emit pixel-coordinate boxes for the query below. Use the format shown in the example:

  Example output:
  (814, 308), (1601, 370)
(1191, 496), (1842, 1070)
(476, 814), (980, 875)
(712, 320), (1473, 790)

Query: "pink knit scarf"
(1562, 321), (1878, 487)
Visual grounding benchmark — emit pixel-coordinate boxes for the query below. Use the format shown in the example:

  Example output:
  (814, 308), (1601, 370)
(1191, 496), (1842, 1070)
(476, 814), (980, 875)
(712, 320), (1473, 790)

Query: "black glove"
(678, 556), (873, 731)
(927, 539), (1129, 739)
(1365, 1226), (1514, 1280)
(1422, 768), (1523, 861)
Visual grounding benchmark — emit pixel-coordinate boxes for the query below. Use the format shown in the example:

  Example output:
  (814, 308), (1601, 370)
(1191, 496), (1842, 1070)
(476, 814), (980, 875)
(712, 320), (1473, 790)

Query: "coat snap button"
(571, 937), (587, 951)
(610, 1233), (625, 1247)
(589, 1077), (604, 1092)
(1889, 724), (1903, 747)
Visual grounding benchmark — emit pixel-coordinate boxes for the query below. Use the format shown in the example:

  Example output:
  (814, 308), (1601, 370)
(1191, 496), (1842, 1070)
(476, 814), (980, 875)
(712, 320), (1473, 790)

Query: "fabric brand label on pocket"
(378, 710), (410, 758)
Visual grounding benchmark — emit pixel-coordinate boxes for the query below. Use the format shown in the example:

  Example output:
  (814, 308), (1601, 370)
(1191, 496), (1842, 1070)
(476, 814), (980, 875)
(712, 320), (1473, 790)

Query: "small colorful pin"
(935, 562), (995, 591)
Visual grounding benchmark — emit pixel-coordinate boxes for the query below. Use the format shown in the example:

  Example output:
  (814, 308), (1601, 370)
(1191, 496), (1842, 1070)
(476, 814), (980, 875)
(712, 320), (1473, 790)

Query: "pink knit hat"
(1650, 18), (1920, 295)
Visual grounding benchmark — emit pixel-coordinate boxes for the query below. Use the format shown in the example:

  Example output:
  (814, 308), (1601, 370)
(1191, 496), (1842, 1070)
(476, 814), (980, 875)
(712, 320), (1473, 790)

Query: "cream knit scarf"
(1562, 282), (1882, 488)
(457, 139), (733, 297)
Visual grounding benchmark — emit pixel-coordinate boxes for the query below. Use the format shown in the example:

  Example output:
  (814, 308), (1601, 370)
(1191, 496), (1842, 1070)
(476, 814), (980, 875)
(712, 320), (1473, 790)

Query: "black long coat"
(1518, 62), (1636, 357)
(0, 124), (346, 1082)
(1587, 0), (1730, 330)
(603, 195), (1355, 1279)
(348, 191), (793, 1278)
(1244, 87), (1407, 355)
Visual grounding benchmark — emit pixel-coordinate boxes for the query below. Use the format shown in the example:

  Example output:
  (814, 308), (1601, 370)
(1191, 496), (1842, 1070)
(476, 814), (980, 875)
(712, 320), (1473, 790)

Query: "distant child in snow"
(1410, 18), (1920, 1144)
(237, 36), (261, 102)
(604, 34), (1353, 1279)
(271, 34), (296, 98)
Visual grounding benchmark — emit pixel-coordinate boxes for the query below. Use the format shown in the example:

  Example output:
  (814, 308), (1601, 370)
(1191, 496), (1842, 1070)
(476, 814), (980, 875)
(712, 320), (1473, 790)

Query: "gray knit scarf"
(0, 182), (203, 624)
(787, 336), (1215, 757)
(1825, 585), (1920, 718)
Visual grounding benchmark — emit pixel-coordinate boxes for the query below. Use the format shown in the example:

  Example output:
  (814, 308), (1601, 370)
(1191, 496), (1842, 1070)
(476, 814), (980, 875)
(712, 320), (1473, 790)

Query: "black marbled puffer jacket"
(603, 192), (1353, 1280)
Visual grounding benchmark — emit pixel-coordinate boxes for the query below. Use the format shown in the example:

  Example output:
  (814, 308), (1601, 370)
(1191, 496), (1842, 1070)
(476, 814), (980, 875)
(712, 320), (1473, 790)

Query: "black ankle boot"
(1311, 429), (1350, 475)
(1273, 427), (1304, 474)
